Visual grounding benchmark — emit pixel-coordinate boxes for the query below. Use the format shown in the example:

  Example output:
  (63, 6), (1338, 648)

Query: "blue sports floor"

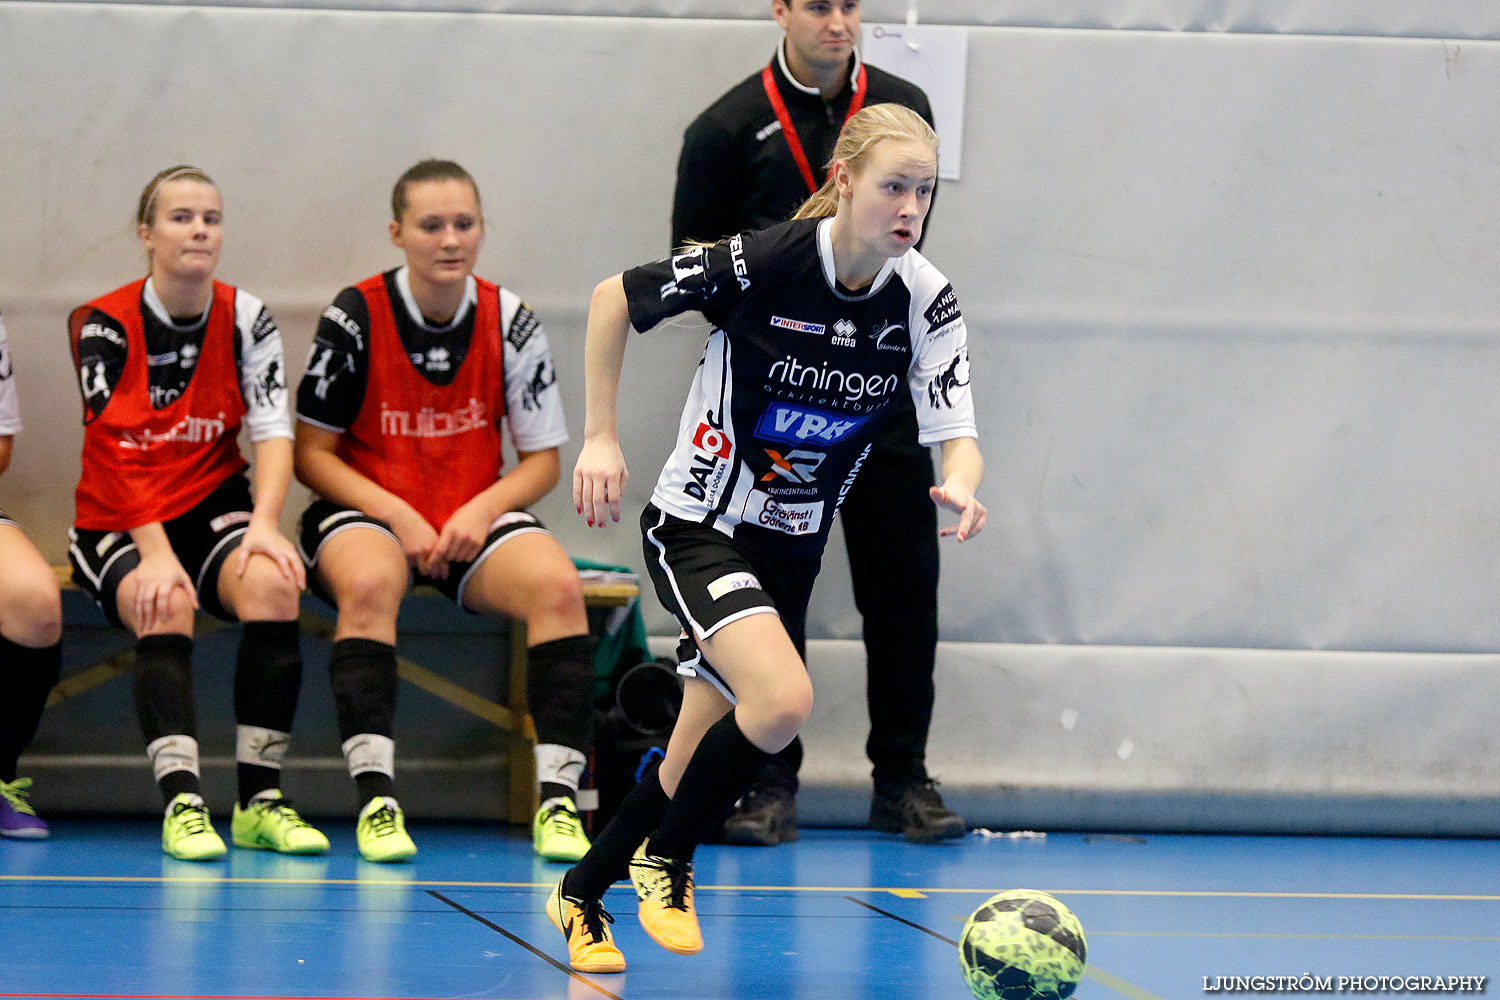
(1, 820), (1496, 999)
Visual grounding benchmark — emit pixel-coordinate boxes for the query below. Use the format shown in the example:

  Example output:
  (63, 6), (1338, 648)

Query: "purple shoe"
(0, 778), (50, 839)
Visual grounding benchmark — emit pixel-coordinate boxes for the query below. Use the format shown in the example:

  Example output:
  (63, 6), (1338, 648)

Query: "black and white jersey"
(296, 267), (568, 453)
(0, 310), (19, 436)
(623, 217), (975, 555)
(73, 280), (291, 442)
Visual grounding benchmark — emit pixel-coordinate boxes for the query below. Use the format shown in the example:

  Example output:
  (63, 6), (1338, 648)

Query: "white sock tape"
(146, 735), (200, 783)
(534, 743), (586, 791)
(342, 733), (395, 778)
(236, 725), (291, 767)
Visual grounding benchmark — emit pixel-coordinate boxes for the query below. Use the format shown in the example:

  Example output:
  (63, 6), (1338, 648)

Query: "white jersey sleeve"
(902, 255), (977, 446)
(0, 311), (20, 436)
(499, 288), (569, 453)
(234, 291), (294, 443)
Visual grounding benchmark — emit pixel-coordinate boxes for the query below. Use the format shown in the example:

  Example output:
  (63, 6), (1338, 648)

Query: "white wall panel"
(5, 3), (1500, 826)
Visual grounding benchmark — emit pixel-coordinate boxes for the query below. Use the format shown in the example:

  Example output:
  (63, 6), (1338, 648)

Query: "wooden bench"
(50, 564), (639, 823)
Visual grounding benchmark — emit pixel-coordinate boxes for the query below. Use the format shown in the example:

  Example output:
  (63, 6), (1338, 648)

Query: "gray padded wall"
(3, 2), (1499, 830)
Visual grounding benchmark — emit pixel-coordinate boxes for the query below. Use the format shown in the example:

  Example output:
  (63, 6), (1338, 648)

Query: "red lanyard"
(761, 62), (868, 195)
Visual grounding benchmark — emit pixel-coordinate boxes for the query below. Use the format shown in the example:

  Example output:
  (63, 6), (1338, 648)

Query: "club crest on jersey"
(755, 403), (867, 446)
(761, 448), (824, 484)
(870, 321), (908, 352)
(662, 245), (713, 301)
(831, 319), (857, 348)
(926, 349), (971, 410)
(770, 316), (826, 336)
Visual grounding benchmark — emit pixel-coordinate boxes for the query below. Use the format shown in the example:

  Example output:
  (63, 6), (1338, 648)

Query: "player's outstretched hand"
(574, 436), (628, 528)
(930, 483), (987, 542)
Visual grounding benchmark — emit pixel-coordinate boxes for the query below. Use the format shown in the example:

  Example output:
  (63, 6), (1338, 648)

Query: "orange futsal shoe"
(628, 841), (703, 954)
(547, 878), (626, 974)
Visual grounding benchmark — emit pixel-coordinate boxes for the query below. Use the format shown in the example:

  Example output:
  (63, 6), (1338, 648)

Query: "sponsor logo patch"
(707, 571), (761, 602)
(923, 283), (961, 331)
(507, 304), (540, 351)
(760, 448), (825, 484)
(766, 355), (900, 408)
(770, 316), (826, 335)
(250, 308), (278, 344)
(755, 403), (868, 446)
(831, 318), (857, 348)
(691, 421), (732, 459)
(743, 490), (824, 536)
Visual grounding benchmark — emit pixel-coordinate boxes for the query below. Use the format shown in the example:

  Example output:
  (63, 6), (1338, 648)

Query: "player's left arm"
(433, 447), (561, 565)
(431, 296), (569, 562)
(932, 436), (985, 541)
(906, 269), (980, 538)
(233, 295), (304, 587)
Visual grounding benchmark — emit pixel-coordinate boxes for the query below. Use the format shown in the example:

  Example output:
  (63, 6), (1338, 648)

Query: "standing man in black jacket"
(670, 0), (964, 845)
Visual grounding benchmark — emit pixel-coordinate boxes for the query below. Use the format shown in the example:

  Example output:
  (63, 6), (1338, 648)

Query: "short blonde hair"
(793, 104), (938, 220)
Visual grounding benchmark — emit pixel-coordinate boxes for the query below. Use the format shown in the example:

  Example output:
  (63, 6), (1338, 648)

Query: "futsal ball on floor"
(958, 889), (1087, 1000)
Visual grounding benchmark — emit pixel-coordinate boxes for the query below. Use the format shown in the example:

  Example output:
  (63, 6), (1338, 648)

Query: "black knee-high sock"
(0, 634), (62, 783)
(527, 633), (594, 803)
(234, 620), (303, 806)
(134, 633), (198, 802)
(648, 711), (771, 863)
(329, 637), (398, 803)
(564, 764), (670, 901)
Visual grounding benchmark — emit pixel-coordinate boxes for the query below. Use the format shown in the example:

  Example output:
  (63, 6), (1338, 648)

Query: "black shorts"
(0, 508), (18, 530)
(67, 473), (254, 629)
(297, 498), (553, 611)
(640, 503), (820, 703)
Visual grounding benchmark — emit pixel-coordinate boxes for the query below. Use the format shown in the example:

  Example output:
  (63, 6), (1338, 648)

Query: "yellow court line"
(6, 874), (1492, 903)
(1086, 965), (1167, 1000)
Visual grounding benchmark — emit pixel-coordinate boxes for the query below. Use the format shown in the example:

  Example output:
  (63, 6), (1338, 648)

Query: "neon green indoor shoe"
(533, 798), (591, 863)
(356, 796), (416, 863)
(231, 790), (330, 855)
(162, 793), (227, 862)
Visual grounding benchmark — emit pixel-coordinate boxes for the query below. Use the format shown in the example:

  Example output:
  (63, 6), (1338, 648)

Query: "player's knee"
(749, 675), (813, 746)
(330, 561), (406, 625)
(531, 568), (586, 626)
(2, 582), (63, 647)
(229, 556), (301, 620)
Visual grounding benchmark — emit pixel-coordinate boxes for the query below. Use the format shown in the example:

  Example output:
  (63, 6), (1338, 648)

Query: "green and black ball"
(959, 889), (1087, 1000)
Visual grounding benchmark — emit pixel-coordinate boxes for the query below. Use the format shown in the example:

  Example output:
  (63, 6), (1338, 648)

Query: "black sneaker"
(869, 778), (965, 843)
(721, 784), (799, 846)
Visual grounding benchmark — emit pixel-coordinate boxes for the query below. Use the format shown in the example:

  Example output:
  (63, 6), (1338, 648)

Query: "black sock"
(0, 635), (62, 782)
(565, 764), (670, 901)
(234, 620), (304, 806)
(160, 770), (199, 801)
(330, 638), (398, 804)
(540, 781), (576, 806)
(134, 634), (198, 803)
(133, 634), (196, 742)
(647, 711), (770, 863)
(526, 634), (594, 753)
